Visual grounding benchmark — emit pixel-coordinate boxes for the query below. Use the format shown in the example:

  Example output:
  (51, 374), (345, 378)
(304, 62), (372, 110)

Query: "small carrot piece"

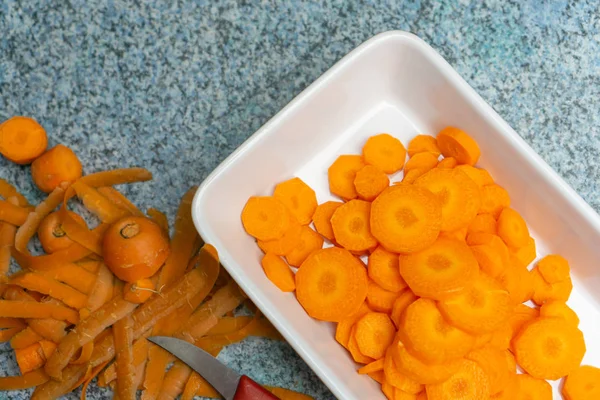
(347, 325), (374, 364)
(496, 257), (534, 304)
(425, 359), (490, 400)
(328, 155), (366, 200)
(455, 165), (493, 186)
(331, 199), (378, 253)
(537, 254), (570, 284)
(531, 267), (573, 305)
(539, 301), (579, 326)
(436, 126), (480, 166)
(436, 156), (458, 169)
(0, 326), (24, 342)
(114, 315), (136, 400)
(335, 302), (370, 349)
(368, 246), (407, 293)
(0, 300), (78, 323)
(470, 243), (506, 278)
(510, 236), (536, 266)
(10, 272), (88, 309)
(401, 169), (426, 184)
(16, 342), (46, 374)
(467, 213), (497, 235)
(0, 368), (50, 390)
(0, 199), (30, 226)
(358, 358), (384, 374)
(514, 374), (552, 400)
(496, 207), (529, 248)
(285, 226), (323, 267)
(261, 253), (296, 292)
(11, 327), (44, 349)
(390, 290), (417, 328)
(31, 144), (83, 193)
(241, 196), (292, 241)
(479, 184), (510, 218)
(404, 152), (438, 174)
(563, 365), (600, 400)
(466, 346), (510, 395)
(257, 217), (302, 255)
(363, 133), (407, 174)
(366, 280), (398, 313)
(97, 186), (145, 217)
(354, 164), (389, 201)
(368, 370), (385, 384)
(0, 116), (48, 164)
(274, 177), (318, 225)
(383, 349), (423, 394)
(354, 312), (396, 359)
(312, 201), (343, 241)
(407, 135), (440, 158)
(391, 340), (460, 385)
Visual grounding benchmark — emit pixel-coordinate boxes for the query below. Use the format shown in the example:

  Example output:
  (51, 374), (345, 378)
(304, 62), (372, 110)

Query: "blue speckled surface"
(1, 0), (600, 399)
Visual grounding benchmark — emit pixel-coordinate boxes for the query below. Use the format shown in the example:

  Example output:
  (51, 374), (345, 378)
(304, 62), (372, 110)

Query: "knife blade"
(148, 336), (279, 400)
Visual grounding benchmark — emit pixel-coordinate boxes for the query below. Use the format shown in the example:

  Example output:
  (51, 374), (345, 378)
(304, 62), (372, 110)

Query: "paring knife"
(148, 336), (279, 400)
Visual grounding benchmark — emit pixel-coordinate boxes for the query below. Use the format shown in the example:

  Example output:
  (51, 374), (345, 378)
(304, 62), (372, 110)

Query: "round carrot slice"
(331, 200), (378, 252)
(467, 232), (510, 268)
(426, 359), (490, 400)
(394, 388), (418, 400)
(438, 273), (511, 334)
(0, 116), (48, 164)
(414, 168), (481, 232)
(436, 156), (457, 169)
(390, 290), (418, 328)
(257, 217), (302, 255)
(470, 244), (505, 278)
(408, 135), (440, 158)
(495, 258), (534, 304)
(354, 165), (389, 201)
(404, 152), (438, 174)
(358, 358), (384, 375)
(467, 213), (497, 235)
(368, 246), (406, 293)
(241, 196), (291, 241)
(497, 208), (529, 248)
(366, 280), (398, 314)
(370, 185), (442, 254)
(514, 317), (585, 380)
(295, 247), (367, 322)
(510, 236), (536, 267)
(348, 325), (374, 364)
(399, 237), (478, 300)
(273, 177), (317, 225)
(355, 312), (396, 359)
(363, 133), (407, 174)
(539, 301), (579, 326)
(515, 374), (552, 400)
(455, 165), (493, 187)
(531, 267), (573, 305)
(466, 346), (510, 395)
(284, 226), (324, 267)
(328, 155), (366, 200)
(537, 254), (570, 284)
(438, 227), (468, 242)
(563, 365), (600, 400)
(391, 340), (460, 385)
(399, 298), (474, 363)
(261, 253), (296, 292)
(384, 349), (423, 394)
(335, 302), (370, 349)
(479, 184), (510, 218)
(382, 380), (396, 400)
(312, 201), (343, 241)
(436, 126), (481, 166)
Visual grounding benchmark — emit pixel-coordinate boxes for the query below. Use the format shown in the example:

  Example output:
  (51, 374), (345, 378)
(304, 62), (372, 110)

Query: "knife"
(148, 336), (279, 400)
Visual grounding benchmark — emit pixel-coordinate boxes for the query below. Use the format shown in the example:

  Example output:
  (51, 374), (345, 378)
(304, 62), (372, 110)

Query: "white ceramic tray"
(192, 31), (600, 399)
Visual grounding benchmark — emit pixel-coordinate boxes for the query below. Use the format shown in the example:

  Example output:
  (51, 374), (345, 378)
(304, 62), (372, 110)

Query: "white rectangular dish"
(192, 31), (600, 399)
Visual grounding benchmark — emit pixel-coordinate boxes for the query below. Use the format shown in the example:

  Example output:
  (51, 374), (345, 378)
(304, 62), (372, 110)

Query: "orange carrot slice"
(368, 246), (407, 293)
(455, 165), (493, 186)
(479, 184), (510, 218)
(514, 374), (551, 400)
(335, 302), (370, 349)
(241, 196), (291, 241)
(261, 253), (296, 292)
(366, 280), (398, 314)
(368, 370), (385, 384)
(274, 177), (317, 225)
(390, 290), (418, 328)
(354, 165), (390, 201)
(348, 326), (374, 364)
(400, 169), (426, 184)
(328, 155), (366, 200)
(467, 213), (497, 235)
(391, 340), (460, 385)
(383, 349), (423, 394)
(531, 268), (573, 305)
(330, 200), (378, 252)
(470, 244), (506, 278)
(562, 365), (600, 400)
(358, 358), (384, 374)
(539, 301), (579, 326)
(404, 152), (438, 174)
(285, 226), (324, 267)
(312, 201), (343, 241)
(510, 236), (536, 266)
(407, 135), (440, 158)
(497, 207), (529, 248)
(536, 254), (570, 284)
(0, 116), (48, 164)
(425, 359), (489, 400)
(354, 312), (396, 359)
(436, 156), (457, 169)
(257, 218), (302, 256)
(436, 126), (480, 166)
(495, 257), (534, 304)
(465, 346), (510, 395)
(363, 133), (407, 174)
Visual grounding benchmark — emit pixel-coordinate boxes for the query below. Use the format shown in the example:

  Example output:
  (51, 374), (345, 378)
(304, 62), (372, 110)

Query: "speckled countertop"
(1, 0), (600, 399)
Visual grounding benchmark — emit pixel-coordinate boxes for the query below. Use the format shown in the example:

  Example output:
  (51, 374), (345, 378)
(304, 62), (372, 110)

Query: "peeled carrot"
(510, 236), (536, 266)
(15, 342), (46, 374)
(401, 168), (426, 184)
(114, 315), (136, 400)
(407, 135), (440, 158)
(496, 257), (534, 304)
(454, 164), (492, 186)
(436, 126), (480, 165)
(479, 184), (510, 218)
(347, 325), (373, 364)
(537, 254), (570, 284)
(274, 177), (318, 225)
(404, 152), (438, 174)
(368, 370), (385, 384)
(0, 199), (30, 226)
(31, 144), (83, 193)
(469, 243), (506, 278)
(368, 246), (407, 293)
(37, 211), (86, 254)
(436, 156), (457, 169)
(0, 116), (48, 164)
(261, 253), (296, 292)
(540, 301), (579, 326)
(328, 155), (366, 200)
(330, 199), (378, 252)
(0, 300), (78, 323)
(562, 365), (600, 400)
(466, 346), (510, 395)
(285, 226), (324, 267)
(354, 164), (390, 201)
(10, 272), (88, 309)
(425, 359), (490, 399)
(354, 312), (396, 359)
(312, 201), (343, 241)
(242, 196), (292, 241)
(358, 358), (384, 375)
(366, 280), (397, 313)
(531, 267), (573, 305)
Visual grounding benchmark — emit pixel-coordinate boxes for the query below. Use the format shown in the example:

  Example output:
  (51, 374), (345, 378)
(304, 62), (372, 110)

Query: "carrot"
(407, 135), (440, 158)
(0, 199), (30, 226)
(113, 315), (136, 400)
(465, 346), (510, 395)
(36, 263), (97, 295)
(258, 217), (302, 255)
(425, 359), (490, 400)
(10, 272), (89, 309)
(438, 273), (511, 334)
(0, 317), (26, 329)
(347, 325), (374, 364)
(123, 278), (156, 303)
(514, 374), (552, 400)
(453, 165), (490, 186)
(479, 184), (510, 218)
(0, 300), (78, 323)
(469, 243), (506, 278)
(86, 262), (114, 311)
(358, 358), (384, 374)
(495, 257), (534, 304)
(383, 349), (423, 394)
(368, 246), (407, 293)
(370, 185), (442, 254)
(537, 254), (570, 284)
(514, 317), (585, 380)
(539, 301), (579, 326)
(330, 199), (378, 252)
(414, 167), (481, 232)
(363, 133), (407, 174)
(390, 290), (417, 328)
(399, 237), (478, 300)
(368, 370), (385, 384)
(563, 365), (600, 400)
(399, 298), (473, 363)
(510, 236), (536, 266)
(295, 247), (367, 322)
(391, 340), (460, 385)
(436, 156), (458, 169)
(12, 243), (92, 273)
(382, 381), (395, 400)
(242, 196), (292, 240)
(285, 226), (324, 267)
(261, 253), (296, 292)
(401, 169), (426, 184)
(158, 361), (192, 400)
(531, 267), (573, 305)
(436, 126), (480, 165)
(467, 213), (497, 235)
(78, 260), (101, 273)
(0, 116), (48, 164)
(11, 327), (44, 349)
(0, 326), (24, 342)
(97, 186), (145, 217)
(274, 177), (318, 225)
(0, 368), (50, 390)
(335, 302), (370, 349)
(354, 165), (389, 201)
(0, 178), (30, 206)
(404, 152), (438, 174)
(366, 280), (397, 313)
(496, 207), (529, 248)
(39, 340), (57, 359)
(311, 201), (343, 242)
(147, 208), (170, 235)
(0, 199), (17, 280)
(15, 342), (46, 374)
(31, 144), (83, 193)
(103, 216), (171, 282)
(181, 373), (220, 400)
(328, 155), (366, 200)
(354, 312), (396, 359)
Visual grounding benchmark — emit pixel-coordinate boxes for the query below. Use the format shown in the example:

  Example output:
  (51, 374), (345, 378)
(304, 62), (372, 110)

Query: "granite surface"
(1, 0), (600, 399)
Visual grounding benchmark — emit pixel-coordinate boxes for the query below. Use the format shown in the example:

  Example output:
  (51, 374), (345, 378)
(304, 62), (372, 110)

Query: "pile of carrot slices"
(242, 127), (600, 399)
(0, 116), (312, 400)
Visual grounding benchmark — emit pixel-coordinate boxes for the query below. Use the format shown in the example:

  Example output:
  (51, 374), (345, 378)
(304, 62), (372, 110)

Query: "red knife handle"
(233, 375), (279, 400)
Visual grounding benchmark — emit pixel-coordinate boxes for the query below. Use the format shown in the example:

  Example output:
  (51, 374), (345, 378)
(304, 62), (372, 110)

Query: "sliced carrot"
(488, 322), (512, 350)
(470, 244), (506, 278)
(0, 199), (30, 226)
(347, 326), (374, 364)
(539, 301), (579, 326)
(328, 155), (366, 200)
(31, 144), (83, 193)
(354, 165), (390, 201)
(0, 116), (48, 164)
(497, 207), (529, 248)
(414, 167), (481, 232)
(436, 126), (480, 166)
(363, 133), (407, 174)
(537, 254), (570, 284)
(0, 300), (78, 323)
(514, 317), (585, 380)
(436, 156), (457, 169)
(399, 237), (478, 300)
(479, 184), (510, 218)
(455, 165), (493, 186)
(331, 199), (378, 252)
(391, 340), (460, 385)
(335, 302), (370, 349)
(368, 246), (407, 293)
(439, 273), (511, 334)
(531, 267), (573, 305)
(366, 280), (398, 313)
(382, 380), (396, 400)
(285, 226), (324, 267)
(10, 272), (88, 309)
(467, 213), (497, 235)
(370, 185), (442, 254)
(354, 312), (396, 359)
(514, 374), (552, 400)
(261, 253), (296, 292)
(401, 169), (426, 184)
(563, 365), (600, 400)
(510, 236), (536, 266)
(495, 257), (534, 304)
(467, 232), (510, 267)
(0, 368), (50, 390)
(384, 349), (423, 394)
(404, 152), (438, 174)
(358, 358), (384, 374)
(241, 196), (291, 241)
(465, 346), (510, 395)
(257, 218), (302, 255)
(425, 359), (489, 400)
(274, 177), (317, 225)
(407, 135), (440, 158)
(399, 298), (473, 363)
(507, 304), (539, 342)
(296, 247), (367, 322)
(438, 227), (467, 242)
(368, 370), (385, 384)
(390, 290), (418, 328)
(312, 201), (343, 241)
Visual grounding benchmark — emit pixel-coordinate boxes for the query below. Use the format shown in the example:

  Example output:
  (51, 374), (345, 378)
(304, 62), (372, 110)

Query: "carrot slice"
(363, 133), (407, 174)
(257, 218), (302, 255)
(0, 300), (78, 323)
(390, 290), (418, 328)
(0, 199), (30, 226)
(407, 135), (440, 158)
(455, 165), (493, 186)
(368, 246), (407, 293)
(354, 312), (396, 359)
(384, 349), (423, 394)
(382, 380), (395, 400)
(436, 126), (480, 166)
(10, 272), (88, 309)
(467, 232), (510, 266)
(241, 196), (291, 241)
(348, 325), (374, 364)
(399, 298), (473, 363)
(354, 165), (390, 201)
(510, 236), (536, 266)
(328, 155), (366, 200)
(401, 169), (426, 184)
(335, 302), (370, 349)
(274, 177), (318, 225)
(515, 374), (552, 400)
(391, 340), (460, 385)
(497, 207), (529, 248)
(285, 226), (324, 267)
(563, 365), (600, 400)
(0, 116), (48, 164)
(331, 199), (377, 253)
(479, 184), (510, 218)
(531, 268), (573, 305)
(0, 368), (50, 390)
(261, 253), (296, 292)
(467, 213), (497, 235)
(295, 247), (367, 322)
(539, 301), (579, 326)
(537, 254), (570, 284)
(370, 185), (442, 254)
(438, 226), (467, 242)
(425, 359), (490, 400)
(466, 346), (510, 395)
(368, 370), (385, 384)
(470, 244), (506, 278)
(495, 257), (534, 304)
(399, 237), (478, 300)
(31, 144), (83, 193)
(366, 280), (398, 313)
(358, 358), (384, 374)
(438, 273), (511, 334)
(404, 152), (438, 174)
(312, 201), (343, 241)
(436, 156), (457, 169)
(414, 168), (481, 232)
(514, 317), (585, 380)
